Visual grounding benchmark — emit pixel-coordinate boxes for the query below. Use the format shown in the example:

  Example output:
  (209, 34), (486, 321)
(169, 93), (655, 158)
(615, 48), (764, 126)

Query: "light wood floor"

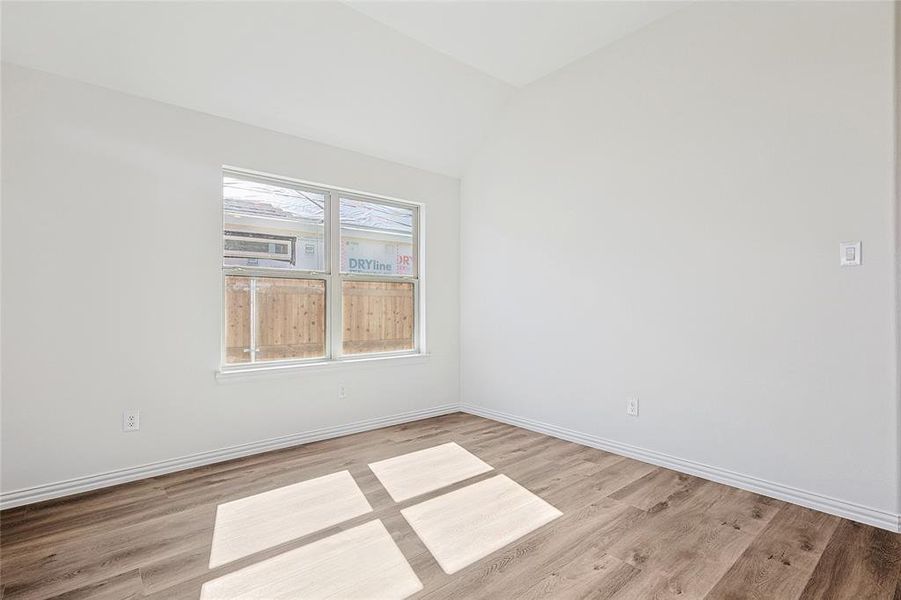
(1, 413), (899, 599)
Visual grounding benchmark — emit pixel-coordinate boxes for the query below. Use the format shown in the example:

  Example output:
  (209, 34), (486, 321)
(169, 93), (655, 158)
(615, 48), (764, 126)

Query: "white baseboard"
(6, 402), (899, 534)
(0, 404), (459, 510)
(461, 404), (901, 533)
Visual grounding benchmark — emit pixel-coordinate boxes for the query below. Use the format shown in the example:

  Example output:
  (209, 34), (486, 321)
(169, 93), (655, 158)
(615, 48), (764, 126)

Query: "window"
(222, 169), (421, 369)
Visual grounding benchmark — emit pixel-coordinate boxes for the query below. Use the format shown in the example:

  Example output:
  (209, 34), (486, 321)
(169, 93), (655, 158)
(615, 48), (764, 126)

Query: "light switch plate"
(839, 241), (861, 266)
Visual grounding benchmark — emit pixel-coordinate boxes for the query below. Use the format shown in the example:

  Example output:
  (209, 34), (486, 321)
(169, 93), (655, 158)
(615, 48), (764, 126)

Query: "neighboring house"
(224, 177), (414, 275)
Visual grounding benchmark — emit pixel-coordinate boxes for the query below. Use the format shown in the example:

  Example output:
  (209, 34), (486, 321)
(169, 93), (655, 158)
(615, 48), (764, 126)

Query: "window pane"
(224, 176), (326, 271)
(256, 278), (326, 361)
(224, 276), (252, 364)
(342, 281), (414, 355)
(340, 197), (415, 276)
(224, 276), (326, 364)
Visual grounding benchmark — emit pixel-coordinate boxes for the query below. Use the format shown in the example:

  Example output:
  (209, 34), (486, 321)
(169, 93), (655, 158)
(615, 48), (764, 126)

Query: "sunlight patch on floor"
(208, 470), (372, 568)
(401, 474), (562, 574)
(201, 519), (422, 599)
(368, 441), (493, 502)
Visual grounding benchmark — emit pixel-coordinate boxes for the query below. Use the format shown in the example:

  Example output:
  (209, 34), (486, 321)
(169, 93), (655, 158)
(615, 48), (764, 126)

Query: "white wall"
(1, 64), (460, 496)
(461, 2), (899, 517)
(896, 0), (901, 519)
(1, 1), (513, 177)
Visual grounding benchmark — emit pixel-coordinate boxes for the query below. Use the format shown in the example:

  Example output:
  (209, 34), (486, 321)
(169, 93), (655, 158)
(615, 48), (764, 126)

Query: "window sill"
(215, 352), (430, 382)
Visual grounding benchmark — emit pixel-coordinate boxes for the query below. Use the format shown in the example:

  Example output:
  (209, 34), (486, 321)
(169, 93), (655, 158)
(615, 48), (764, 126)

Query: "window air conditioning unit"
(224, 231), (295, 263)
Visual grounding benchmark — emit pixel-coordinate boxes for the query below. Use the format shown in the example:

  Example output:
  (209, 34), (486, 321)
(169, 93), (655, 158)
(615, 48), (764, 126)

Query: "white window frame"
(220, 167), (424, 374)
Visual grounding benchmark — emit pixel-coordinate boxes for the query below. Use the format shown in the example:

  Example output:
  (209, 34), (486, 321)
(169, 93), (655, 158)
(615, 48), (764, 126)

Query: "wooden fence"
(342, 280), (414, 355)
(225, 276), (413, 363)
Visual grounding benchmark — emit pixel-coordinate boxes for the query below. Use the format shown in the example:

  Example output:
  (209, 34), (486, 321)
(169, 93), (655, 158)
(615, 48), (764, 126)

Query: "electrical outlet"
(626, 397), (639, 417)
(338, 384), (347, 399)
(123, 409), (140, 432)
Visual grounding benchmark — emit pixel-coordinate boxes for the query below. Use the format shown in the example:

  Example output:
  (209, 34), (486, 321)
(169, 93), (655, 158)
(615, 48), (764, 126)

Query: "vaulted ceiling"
(348, 1), (682, 87)
(1, 1), (682, 177)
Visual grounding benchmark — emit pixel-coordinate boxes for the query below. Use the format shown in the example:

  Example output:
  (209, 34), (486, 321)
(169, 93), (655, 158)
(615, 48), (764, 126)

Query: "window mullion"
(328, 190), (343, 359)
(249, 277), (258, 363)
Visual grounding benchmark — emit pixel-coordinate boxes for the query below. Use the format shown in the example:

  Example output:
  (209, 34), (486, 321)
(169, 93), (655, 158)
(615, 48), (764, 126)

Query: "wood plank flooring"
(1, 413), (899, 599)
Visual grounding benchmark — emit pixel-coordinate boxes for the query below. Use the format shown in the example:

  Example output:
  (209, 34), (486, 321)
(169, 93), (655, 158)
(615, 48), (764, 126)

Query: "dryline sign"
(342, 238), (413, 276)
